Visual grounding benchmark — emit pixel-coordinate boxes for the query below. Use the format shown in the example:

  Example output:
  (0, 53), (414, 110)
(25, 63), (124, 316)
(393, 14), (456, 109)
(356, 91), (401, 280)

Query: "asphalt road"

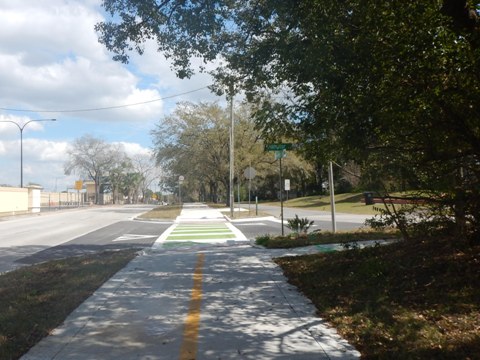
(0, 204), (373, 273)
(233, 204), (373, 238)
(0, 205), (171, 273)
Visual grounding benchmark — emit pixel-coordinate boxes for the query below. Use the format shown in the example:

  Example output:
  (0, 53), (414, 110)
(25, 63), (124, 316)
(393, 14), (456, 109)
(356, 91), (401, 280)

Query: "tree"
(103, 144), (133, 204)
(97, 1), (480, 240)
(151, 102), (270, 204)
(121, 172), (144, 204)
(130, 153), (162, 203)
(64, 135), (126, 204)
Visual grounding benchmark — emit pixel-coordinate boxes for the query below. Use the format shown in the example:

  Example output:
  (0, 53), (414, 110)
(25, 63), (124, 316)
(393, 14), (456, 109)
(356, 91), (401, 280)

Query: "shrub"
(255, 234), (272, 247)
(286, 215), (314, 235)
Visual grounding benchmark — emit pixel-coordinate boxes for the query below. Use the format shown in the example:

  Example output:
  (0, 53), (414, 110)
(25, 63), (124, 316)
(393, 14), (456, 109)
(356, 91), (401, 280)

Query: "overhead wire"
(0, 85), (211, 114)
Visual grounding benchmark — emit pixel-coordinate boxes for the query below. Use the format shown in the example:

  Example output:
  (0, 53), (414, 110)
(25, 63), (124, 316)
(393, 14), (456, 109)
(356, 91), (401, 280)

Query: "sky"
(0, 0), (220, 191)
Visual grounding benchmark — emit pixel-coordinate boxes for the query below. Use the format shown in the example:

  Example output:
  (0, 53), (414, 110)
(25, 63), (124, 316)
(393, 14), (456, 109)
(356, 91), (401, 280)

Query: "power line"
(0, 86), (211, 114)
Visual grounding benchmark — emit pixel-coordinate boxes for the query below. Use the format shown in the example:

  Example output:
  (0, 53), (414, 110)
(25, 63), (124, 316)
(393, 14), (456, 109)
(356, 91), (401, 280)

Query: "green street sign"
(265, 143), (293, 151)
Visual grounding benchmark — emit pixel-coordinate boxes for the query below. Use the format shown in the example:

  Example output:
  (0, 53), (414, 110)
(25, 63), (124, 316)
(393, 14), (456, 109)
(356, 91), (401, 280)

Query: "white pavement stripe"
(152, 224), (177, 249)
(168, 232), (234, 237)
(112, 234), (157, 242)
(173, 229), (229, 233)
(226, 222), (248, 241)
(162, 239), (249, 244)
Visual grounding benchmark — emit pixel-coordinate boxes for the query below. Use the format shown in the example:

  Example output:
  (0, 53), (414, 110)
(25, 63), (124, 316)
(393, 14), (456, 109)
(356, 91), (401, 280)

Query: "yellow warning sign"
(74, 180), (83, 190)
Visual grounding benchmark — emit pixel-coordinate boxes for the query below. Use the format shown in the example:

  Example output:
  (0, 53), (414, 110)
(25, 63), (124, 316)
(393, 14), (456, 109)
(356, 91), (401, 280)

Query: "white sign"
(179, 175), (185, 182)
(285, 179), (290, 191)
(244, 166), (256, 180)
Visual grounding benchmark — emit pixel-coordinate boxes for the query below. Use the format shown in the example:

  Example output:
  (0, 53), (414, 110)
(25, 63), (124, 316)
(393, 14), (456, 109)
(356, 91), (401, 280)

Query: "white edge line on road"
(152, 223), (177, 250)
(225, 222), (248, 241)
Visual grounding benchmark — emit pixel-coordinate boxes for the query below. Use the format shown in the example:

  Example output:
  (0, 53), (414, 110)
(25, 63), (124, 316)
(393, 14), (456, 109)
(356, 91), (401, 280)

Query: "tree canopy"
(152, 102), (276, 203)
(97, 1), (480, 240)
(64, 134), (157, 204)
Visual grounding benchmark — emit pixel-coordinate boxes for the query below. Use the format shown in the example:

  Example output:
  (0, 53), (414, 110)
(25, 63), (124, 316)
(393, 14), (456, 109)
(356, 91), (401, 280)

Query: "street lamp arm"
(0, 118), (57, 188)
(0, 120), (22, 131)
(21, 118), (57, 131)
(0, 118), (56, 131)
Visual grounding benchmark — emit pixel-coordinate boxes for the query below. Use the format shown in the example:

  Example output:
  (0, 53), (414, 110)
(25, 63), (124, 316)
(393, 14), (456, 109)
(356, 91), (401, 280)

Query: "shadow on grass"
(0, 249), (137, 359)
(276, 238), (480, 359)
(282, 193), (365, 209)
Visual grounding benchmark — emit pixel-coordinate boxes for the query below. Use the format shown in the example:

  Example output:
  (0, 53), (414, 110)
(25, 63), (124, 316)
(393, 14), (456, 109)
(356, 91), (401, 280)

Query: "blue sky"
(0, 0), (220, 191)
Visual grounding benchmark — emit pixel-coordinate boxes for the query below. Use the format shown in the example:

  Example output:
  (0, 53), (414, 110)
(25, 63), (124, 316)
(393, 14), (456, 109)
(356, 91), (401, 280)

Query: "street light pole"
(0, 118), (56, 187)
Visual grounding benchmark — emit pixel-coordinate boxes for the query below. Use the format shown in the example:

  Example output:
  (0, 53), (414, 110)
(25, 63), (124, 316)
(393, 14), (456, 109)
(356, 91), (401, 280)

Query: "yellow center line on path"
(179, 253), (205, 360)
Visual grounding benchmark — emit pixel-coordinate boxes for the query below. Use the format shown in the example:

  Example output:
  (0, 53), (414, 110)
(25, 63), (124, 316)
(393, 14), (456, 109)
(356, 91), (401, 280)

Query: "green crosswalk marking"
(165, 223), (236, 241)
(168, 234), (236, 240)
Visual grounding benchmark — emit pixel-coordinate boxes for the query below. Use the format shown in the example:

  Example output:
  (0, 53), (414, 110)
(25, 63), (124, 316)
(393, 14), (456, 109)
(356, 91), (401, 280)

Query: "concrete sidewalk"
(175, 203), (227, 223)
(21, 204), (360, 360)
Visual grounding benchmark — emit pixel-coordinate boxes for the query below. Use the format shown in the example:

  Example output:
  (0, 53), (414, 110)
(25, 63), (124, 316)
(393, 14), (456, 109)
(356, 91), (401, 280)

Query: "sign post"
(328, 162), (337, 233)
(244, 166), (256, 214)
(74, 180), (83, 207)
(178, 175), (184, 205)
(265, 143), (293, 236)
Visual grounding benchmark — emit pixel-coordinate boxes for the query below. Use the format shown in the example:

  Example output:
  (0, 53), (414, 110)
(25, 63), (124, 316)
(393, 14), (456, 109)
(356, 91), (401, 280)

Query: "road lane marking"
(225, 222), (248, 240)
(168, 234), (236, 240)
(112, 234), (157, 242)
(179, 253), (205, 360)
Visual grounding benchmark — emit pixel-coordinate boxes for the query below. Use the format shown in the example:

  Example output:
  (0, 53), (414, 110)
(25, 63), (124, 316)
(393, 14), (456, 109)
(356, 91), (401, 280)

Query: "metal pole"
(280, 155), (284, 236)
(328, 161), (337, 233)
(179, 180), (181, 205)
(248, 175), (251, 215)
(0, 119), (56, 187)
(237, 178), (240, 213)
(20, 128), (24, 188)
(229, 90), (234, 217)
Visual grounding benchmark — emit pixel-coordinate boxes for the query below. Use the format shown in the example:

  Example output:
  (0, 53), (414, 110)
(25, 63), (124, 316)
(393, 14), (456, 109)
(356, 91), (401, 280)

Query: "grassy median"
(136, 204), (182, 220)
(0, 249), (137, 359)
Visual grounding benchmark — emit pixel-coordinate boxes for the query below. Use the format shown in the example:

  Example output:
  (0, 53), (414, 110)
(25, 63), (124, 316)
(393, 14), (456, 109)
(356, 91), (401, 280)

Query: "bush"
(255, 234), (272, 247)
(286, 215), (314, 235)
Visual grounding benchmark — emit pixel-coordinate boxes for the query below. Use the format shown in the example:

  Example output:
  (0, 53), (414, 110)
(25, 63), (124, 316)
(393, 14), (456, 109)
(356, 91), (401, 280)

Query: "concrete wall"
(0, 186), (29, 215)
(0, 185), (115, 217)
(0, 187), (86, 216)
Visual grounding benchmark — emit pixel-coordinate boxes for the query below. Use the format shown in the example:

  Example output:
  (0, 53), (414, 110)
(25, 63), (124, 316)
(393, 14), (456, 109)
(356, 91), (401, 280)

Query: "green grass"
(276, 238), (480, 359)
(136, 204), (182, 220)
(263, 193), (383, 215)
(256, 229), (401, 248)
(0, 250), (137, 359)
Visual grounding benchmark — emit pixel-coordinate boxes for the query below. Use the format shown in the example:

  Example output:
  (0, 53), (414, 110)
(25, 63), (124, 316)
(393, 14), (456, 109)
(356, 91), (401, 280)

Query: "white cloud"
(0, 1), (164, 123)
(116, 142), (152, 158)
(128, 39), (223, 109)
(0, 0), (228, 190)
